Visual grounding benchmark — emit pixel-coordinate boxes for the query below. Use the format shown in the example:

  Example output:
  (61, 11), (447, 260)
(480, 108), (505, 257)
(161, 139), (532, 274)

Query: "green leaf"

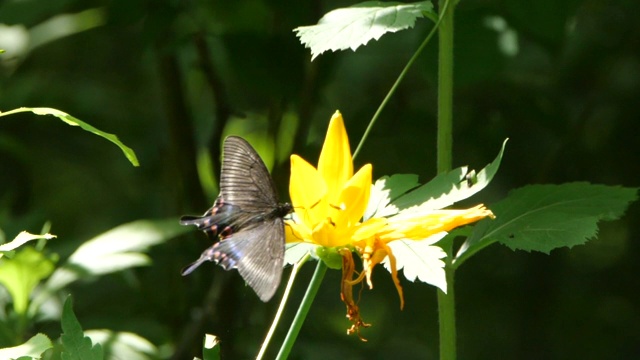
(0, 247), (55, 315)
(372, 139), (507, 218)
(0, 107), (139, 166)
(0, 333), (53, 359)
(364, 174), (420, 219)
(201, 334), (221, 360)
(33, 219), (188, 311)
(294, 1), (434, 60)
(61, 296), (103, 360)
(455, 183), (639, 268)
(0, 231), (56, 259)
(382, 233), (447, 292)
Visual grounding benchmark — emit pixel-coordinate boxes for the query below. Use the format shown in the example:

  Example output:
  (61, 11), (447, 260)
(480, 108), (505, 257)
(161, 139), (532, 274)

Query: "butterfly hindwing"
(211, 219), (285, 302)
(179, 198), (240, 237)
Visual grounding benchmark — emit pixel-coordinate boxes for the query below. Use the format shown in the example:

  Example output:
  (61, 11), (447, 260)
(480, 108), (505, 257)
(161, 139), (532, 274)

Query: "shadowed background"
(1, 0), (639, 359)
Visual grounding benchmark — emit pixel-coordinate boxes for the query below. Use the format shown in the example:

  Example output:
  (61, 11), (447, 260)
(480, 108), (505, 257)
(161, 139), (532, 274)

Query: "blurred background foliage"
(1, 0), (639, 359)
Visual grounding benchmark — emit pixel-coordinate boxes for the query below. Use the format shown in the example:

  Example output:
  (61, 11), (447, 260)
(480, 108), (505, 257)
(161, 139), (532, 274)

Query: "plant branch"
(275, 260), (327, 360)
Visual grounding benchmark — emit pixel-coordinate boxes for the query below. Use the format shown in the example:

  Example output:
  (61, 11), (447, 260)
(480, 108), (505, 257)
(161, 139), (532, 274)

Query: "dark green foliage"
(1, 0), (639, 359)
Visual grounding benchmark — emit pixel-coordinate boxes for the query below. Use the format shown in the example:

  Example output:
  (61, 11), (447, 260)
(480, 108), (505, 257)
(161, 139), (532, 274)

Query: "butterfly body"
(181, 136), (291, 302)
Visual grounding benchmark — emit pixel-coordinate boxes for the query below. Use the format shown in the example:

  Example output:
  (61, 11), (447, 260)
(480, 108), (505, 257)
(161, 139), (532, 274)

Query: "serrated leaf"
(0, 247), (55, 315)
(61, 296), (103, 360)
(364, 174), (420, 219)
(382, 232), (447, 292)
(0, 333), (53, 359)
(201, 334), (221, 360)
(294, 1), (434, 60)
(455, 183), (638, 267)
(0, 107), (139, 166)
(385, 139), (507, 218)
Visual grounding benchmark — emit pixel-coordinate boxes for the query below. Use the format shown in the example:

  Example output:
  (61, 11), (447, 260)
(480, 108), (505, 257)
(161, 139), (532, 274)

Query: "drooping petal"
(339, 248), (371, 342)
(359, 238), (405, 309)
(318, 111), (353, 204)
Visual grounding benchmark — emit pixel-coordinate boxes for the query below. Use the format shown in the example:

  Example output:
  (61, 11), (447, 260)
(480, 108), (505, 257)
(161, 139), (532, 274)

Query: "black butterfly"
(181, 136), (292, 302)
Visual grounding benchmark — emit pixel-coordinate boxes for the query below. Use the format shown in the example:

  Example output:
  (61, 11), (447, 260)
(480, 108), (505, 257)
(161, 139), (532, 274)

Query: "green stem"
(437, 0), (455, 174)
(352, 5), (448, 160)
(436, 1), (457, 360)
(437, 263), (456, 360)
(275, 260), (327, 360)
(437, 237), (456, 360)
(257, 253), (310, 360)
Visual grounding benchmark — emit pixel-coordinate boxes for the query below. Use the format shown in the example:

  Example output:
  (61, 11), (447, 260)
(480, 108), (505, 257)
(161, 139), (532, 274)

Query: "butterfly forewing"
(220, 137), (280, 211)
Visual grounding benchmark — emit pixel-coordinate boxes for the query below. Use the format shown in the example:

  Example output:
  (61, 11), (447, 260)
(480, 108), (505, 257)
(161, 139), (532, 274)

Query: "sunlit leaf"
(38, 219), (188, 300)
(85, 330), (159, 360)
(0, 231), (56, 258)
(369, 139), (507, 218)
(364, 174), (419, 219)
(0, 247), (55, 314)
(382, 232), (447, 292)
(61, 296), (103, 360)
(395, 139), (506, 216)
(0, 107), (139, 166)
(294, 1), (434, 60)
(455, 183), (639, 268)
(0, 333), (52, 359)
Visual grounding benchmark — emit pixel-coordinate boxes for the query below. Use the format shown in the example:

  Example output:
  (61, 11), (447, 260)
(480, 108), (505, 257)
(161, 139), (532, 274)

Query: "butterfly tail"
(181, 246), (216, 276)
(180, 202), (241, 236)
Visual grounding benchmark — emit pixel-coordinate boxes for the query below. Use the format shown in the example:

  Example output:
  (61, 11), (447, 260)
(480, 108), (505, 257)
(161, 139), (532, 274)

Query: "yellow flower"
(286, 111), (494, 340)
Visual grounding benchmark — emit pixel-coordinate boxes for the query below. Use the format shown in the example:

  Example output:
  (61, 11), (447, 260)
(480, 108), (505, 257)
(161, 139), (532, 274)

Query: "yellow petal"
(318, 111), (353, 204)
(290, 154), (328, 226)
(285, 220), (311, 243)
(311, 218), (340, 247)
(381, 205), (494, 242)
(352, 217), (387, 242)
(333, 164), (372, 228)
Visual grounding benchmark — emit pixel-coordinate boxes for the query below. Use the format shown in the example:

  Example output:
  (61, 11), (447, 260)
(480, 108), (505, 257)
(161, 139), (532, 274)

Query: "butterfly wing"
(219, 219), (285, 302)
(181, 136), (288, 302)
(220, 136), (280, 210)
(182, 218), (285, 302)
(179, 198), (241, 237)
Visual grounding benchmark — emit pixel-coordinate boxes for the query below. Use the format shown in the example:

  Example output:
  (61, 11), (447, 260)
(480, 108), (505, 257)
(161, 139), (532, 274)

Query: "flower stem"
(437, 0), (455, 175)
(352, 3), (447, 160)
(257, 253), (310, 360)
(436, 1), (457, 360)
(275, 260), (327, 360)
